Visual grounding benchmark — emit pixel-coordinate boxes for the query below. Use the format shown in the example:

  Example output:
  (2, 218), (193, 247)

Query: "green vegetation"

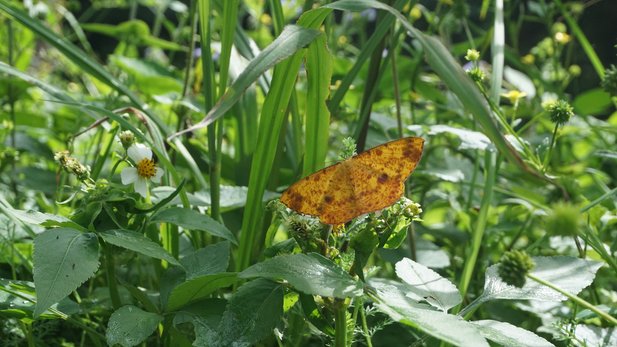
(1, 0), (616, 346)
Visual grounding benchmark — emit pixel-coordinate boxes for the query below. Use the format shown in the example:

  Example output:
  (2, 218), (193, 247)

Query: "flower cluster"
(54, 150), (91, 182)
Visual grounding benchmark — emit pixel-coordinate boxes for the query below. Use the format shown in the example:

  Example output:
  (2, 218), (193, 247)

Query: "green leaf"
(33, 228), (100, 317)
(239, 253), (363, 298)
(303, 34), (332, 175)
(193, 279), (284, 347)
(175, 24), (322, 134)
(395, 258), (461, 312)
(99, 229), (180, 266)
(110, 55), (183, 95)
(166, 273), (238, 311)
(572, 88), (612, 115)
(370, 278), (489, 347)
(106, 305), (162, 347)
(470, 320), (554, 347)
(180, 241), (230, 279)
(427, 125), (492, 151)
(480, 256), (603, 302)
(8, 208), (85, 231)
(150, 207), (237, 244)
(0, 278), (79, 319)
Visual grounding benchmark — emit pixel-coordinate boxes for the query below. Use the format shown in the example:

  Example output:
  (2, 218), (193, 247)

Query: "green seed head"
(545, 99), (574, 126)
(498, 250), (535, 288)
(601, 65), (617, 97)
(545, 201), (580, 237)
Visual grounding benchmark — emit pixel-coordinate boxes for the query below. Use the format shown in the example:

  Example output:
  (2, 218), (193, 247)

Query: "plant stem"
(543, 124), (559, 171)
(334, 299), (348, 347)
(103, 241), (122, 310)
(358, 301), (374, 347)
(527, 273), (617, 325)
(457, 151), (497, 310)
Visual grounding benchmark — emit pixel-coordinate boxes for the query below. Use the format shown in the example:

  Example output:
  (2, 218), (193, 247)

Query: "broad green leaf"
(166, 273), (238, 311)
(427, 125), (492, 151)
(106, 305), (162, 347)
(370, 278), (489, 347)
(395, 258), (461, 312)
(33, 228), (100, 316)
(471, 320), (554, 347)
(8, 208), (85, 231)
(110, 55), (183, 95)
(99, 229), (180, 266)
(194, 279), (284, 347)
(180, 241), (230, 279)
(572, 88), (612, 116)
(150, 207), (237, 244)
(239, 253), (363, 298)
(480, 256), (603, 302)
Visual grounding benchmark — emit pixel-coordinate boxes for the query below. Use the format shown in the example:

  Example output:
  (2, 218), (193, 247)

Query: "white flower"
(121, 143), (164, 198)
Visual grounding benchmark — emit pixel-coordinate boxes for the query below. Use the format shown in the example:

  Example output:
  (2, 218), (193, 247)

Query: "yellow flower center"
(137, 158), (156, 179)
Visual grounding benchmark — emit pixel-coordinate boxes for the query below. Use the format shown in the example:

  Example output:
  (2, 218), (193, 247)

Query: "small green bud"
(545, 201), (580, 236)
(465, 49), (480, 62)
(402, 201), (423, 220)
(340, 137), (357, 160)
(551, 22), (567, 35)
(467, 66), (485, 83)
(545, 99), (574, 126)
(119, 130), (136, 150)
(601, 65), (617, 97)
(498, 250), (535, 288)
(568, 65), (581, 77)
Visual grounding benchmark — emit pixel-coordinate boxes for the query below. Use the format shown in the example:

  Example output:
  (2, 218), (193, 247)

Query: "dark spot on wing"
(378, 173), (389, 183)
(324, 195), (333, 203)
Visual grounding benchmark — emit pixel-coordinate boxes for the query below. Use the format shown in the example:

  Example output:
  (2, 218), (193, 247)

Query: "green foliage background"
(1, 0), (616, 346)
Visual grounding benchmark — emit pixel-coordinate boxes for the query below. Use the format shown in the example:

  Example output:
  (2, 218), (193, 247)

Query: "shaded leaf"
(180, 241), (230, 279)
(106, 305), (162, 347)
(239, 253), (363, 298)
(99, 229), (180, 266)
(33, 228), (99, 316)
(166, 273), (238, 311)
(471, 320), (554, 347)
(151, 207), (237, 244)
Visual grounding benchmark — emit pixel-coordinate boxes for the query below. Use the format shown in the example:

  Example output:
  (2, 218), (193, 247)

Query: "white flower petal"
(134, 178), (148, 198)
(121, 167), (138, 184)
(151, 167), (164, 183)
(127, 143), (152, 163)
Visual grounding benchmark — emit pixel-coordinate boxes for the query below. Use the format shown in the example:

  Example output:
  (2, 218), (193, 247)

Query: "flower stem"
(527, 273), (617, 325)
(543, 124), (559, 171)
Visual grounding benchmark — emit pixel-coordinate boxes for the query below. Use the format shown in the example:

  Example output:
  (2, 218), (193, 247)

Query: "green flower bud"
(568, 65), (581, 77)
(551, 22), (567, 35)
(467, 66), (485, 83)
(498, 250), (535, 288)
(465, 49), (480, 62)
(119, 130), (136, 150)
(545, 201), (580, 236)
(340, 137), (357, 160)
(545, 99), (574, 126)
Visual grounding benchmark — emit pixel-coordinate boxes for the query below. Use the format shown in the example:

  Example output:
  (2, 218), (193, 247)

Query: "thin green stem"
(457, 151), (497, 310)
(543, 124), (559, 171)
(358, 301), (374, 347)
(527, 273), (617, 325)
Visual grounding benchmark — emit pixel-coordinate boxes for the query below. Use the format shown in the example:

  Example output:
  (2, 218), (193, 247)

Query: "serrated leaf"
(239, 253), (363, 298)
(180, 241), (230, 279)
(194, 279), (284, 347)
(370, 278), (489, 347)
(150, 207), (237, 244)
(99, 229), (180, 266)
(395, 258), (461, 311)
(574, 324), (617, 347)
(166, 273), (238, 311)
(106, 305), (162, 347)
(471, 320), (554, 347)
(9, 208), (85, 231)
(33, 228), (100, 316)
(480, 256), (603, 302)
